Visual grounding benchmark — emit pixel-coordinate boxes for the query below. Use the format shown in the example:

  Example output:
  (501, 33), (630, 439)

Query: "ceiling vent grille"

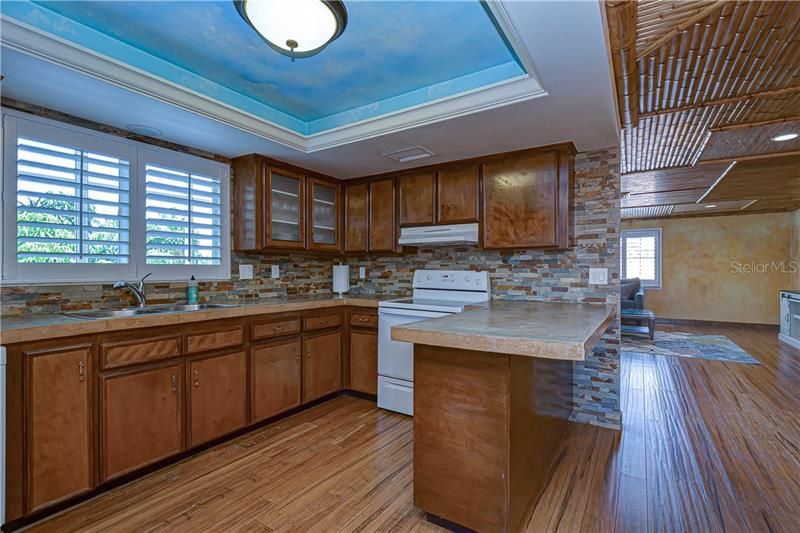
(621, 205), (674, 219)
(382, 146), (435, 163)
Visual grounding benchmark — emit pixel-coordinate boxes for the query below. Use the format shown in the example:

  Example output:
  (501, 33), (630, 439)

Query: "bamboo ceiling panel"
(621, 163), (727, 194)
(699, 119), (800, 161)
(622, 188), (707, 208)
(607, 0), (800, 175)
(703, 154), (800, 210)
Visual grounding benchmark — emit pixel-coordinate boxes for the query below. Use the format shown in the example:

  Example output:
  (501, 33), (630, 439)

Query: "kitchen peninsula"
(392, 300), (615, 533)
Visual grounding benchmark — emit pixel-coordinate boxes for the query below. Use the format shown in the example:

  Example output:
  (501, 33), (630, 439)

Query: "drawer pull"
(194, 369), (200, 387)
(78, 360), (86, 382)
(171, 374), (178, 393)
(358, 317), (369, 323)
(319, 320), (329, 325)
(272, 326), (284, 332)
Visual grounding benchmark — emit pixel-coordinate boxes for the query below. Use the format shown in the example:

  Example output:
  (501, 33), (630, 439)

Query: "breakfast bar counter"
(391, 300), (614, 533)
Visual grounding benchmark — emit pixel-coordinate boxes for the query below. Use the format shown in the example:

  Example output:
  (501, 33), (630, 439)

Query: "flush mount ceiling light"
(234, 0), (347, 61)
(770, 132), (798, 142)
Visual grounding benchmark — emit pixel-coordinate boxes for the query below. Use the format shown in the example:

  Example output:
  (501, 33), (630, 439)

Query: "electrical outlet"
(271, 265), (280, 279)
(359, 266), (366, 279)
(239, 264), (254, 280)
(589, 267), (608, 285)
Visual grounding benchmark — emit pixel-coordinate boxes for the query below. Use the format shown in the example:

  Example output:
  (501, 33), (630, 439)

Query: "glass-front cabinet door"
(308, 177), (341, 252)
(265, 167), (305, 249)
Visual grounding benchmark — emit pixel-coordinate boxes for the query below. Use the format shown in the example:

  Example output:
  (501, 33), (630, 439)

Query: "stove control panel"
(412, 270), (490, 292)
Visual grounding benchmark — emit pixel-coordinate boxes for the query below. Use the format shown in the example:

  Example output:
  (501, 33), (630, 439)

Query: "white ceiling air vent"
(382, 146), (435, 163)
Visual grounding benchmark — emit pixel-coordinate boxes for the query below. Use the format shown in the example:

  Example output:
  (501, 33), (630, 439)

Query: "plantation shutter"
(145, 163), (222, 265)
(15, 137), (131, 264)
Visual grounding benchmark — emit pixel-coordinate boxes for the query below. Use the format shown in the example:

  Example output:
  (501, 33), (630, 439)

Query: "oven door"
(378, 308), (449, 382)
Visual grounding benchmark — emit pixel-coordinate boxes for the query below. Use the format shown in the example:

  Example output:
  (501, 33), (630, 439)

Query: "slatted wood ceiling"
(607, 0), (800, 219)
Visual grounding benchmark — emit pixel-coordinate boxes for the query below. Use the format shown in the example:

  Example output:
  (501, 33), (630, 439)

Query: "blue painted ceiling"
(5, 1), (525, 134)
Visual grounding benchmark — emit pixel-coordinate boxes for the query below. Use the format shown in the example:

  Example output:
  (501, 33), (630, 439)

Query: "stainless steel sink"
(64, 303), (236, 320)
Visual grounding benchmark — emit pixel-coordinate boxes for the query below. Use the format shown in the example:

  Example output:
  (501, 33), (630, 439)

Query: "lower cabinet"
(100, 362), (184, 482)
(187, 351), (247, 447)
(303, 332), (341, 402)
(251, 338), (302, 422)
(26, 344), (93, 512)
(349, 331), (378, 395)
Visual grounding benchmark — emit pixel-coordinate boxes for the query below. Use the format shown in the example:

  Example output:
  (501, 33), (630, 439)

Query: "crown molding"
(1, 3), (547, 153)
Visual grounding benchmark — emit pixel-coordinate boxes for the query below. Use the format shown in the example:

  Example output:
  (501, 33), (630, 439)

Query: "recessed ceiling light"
(234, 0), (347, 61)
(770, 133), (798, 142)
(705, 204), (717, 208)
(127, 124), (163, 137)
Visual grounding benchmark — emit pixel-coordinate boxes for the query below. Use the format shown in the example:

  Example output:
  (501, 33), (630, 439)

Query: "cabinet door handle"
(171, 374), (178, 393)
(194, 369), (200, 387)
(78, 360), (86, 382)
(294, 347), (300, 361)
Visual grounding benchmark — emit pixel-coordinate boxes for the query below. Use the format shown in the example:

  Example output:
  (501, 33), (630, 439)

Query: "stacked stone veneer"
(1, 147), (621, 429)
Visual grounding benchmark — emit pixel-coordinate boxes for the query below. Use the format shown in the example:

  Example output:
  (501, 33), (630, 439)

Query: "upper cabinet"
(307, 178), (341, 252)
(436, 163), (480, 224)
(232, 155), (342, 253)
(369, 178), (396, 253)
(344, 183), (368, 253)
(482, 145), (573, 249)
(398, 171), (435, 227)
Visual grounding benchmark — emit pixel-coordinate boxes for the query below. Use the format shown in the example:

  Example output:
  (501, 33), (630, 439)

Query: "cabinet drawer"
(350, 313), (378, 329)
(185, 326), (244, 354)
(304, 313), (341, 331)
(100, 335), (182, 369)
(251, 317), (302, 341)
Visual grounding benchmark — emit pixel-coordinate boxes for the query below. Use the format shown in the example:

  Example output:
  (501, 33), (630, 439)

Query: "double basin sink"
(65, 303), (235, 320)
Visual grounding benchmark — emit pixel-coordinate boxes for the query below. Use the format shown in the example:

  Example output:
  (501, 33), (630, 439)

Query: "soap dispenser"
(187, 275), (198, 304)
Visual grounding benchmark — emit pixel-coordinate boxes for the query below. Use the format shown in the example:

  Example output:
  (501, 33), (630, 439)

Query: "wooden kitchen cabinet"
(482, 146), (572, 249)
(308, 177), (341, 252)
(251, 338), (302, 422)
(266, 166), (306, 250)
(437, 163), (480, 224)
(187, 351), (247, 447)
(368, 178), (396, 253)
(231, 154), (264, 251)
(303, 332), (341, 402)
(344, 183), (368, 253)
(100, 362), (184, 482)
(398, 171), (435, 227)
(349, 330), (378, 395)
(25, 344), (93, 512)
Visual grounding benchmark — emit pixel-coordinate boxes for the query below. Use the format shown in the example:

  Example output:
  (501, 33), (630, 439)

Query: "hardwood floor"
(26, 324), (800, 533)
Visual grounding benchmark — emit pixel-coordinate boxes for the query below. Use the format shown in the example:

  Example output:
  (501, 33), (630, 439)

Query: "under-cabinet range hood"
(398, 223), (479, 246)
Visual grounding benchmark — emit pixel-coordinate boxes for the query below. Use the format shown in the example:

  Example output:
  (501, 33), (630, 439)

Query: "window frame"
(621, 228), (662, 289)
(2, 110), (230, 284)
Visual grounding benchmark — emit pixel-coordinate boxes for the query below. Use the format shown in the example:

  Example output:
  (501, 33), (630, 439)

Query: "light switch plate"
(239, 264), (254, 280)
(589, 267), (608, 285)
(271, 265), (280, 279)
(359, 266), (366, 279)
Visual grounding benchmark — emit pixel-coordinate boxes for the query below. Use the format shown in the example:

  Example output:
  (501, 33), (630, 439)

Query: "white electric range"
(377, 270), (490, 415)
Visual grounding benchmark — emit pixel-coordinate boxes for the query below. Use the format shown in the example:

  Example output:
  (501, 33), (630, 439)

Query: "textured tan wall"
(624, 212), (794, 325)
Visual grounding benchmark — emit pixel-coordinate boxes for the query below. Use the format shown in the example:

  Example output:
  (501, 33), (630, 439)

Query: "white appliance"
(0, 345), (5, 525)
(377, 270), (490, 415)
(398, 223), (479, 246)
(779, 291), (800, 350)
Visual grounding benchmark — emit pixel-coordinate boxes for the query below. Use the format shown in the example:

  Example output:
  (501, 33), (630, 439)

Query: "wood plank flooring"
(26, 324), (800, 533)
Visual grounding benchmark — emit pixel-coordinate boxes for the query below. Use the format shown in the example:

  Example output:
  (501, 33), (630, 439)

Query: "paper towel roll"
(333, 264), (350, 295)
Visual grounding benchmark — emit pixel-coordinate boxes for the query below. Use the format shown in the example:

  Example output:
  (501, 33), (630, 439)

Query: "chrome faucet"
(113, 272), (152, 308)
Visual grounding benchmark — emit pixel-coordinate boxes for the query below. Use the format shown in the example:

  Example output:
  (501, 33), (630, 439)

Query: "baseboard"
(655, 317), (779, 330)
(779, 333), (800, 350)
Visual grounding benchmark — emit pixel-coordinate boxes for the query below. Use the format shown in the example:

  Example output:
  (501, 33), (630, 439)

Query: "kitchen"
(2, 1), (798, 532)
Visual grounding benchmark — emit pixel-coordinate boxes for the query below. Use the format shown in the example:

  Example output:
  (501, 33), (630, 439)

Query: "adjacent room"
(0, 1), (798, 532)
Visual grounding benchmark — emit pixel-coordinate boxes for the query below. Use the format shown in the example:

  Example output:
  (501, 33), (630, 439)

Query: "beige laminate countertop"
(391, 300), (615, 361)
(0, 295), (385, 344)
